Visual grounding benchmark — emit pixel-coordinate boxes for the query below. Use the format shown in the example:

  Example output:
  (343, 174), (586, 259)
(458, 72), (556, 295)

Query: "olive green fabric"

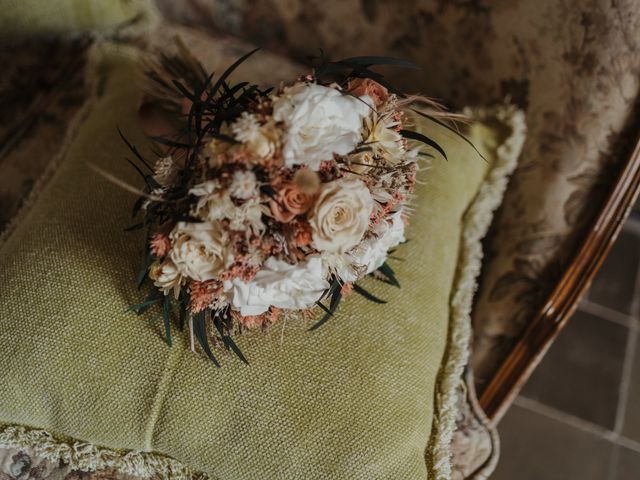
(0, 0), (157, 35)
(0, 47), (495, 479)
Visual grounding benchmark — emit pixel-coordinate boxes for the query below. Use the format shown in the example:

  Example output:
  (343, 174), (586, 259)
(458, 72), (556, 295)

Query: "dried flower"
(229, 170), (258, 199)
(293, 168), (321, 195)
(152, 156), (178, 186)
(190, 280), (221, 313)
(341, 282), (353, 296)
(149, 259), (182, 298)
(291, 220), (313, 247)
(150, 231), (171, 257)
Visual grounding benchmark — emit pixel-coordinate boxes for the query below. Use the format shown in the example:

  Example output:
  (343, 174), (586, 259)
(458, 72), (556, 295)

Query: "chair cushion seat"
(0, 40), (524, 479)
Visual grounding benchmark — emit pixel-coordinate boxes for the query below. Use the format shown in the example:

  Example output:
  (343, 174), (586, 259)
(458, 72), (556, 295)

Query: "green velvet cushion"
(0, 46), (519, 479)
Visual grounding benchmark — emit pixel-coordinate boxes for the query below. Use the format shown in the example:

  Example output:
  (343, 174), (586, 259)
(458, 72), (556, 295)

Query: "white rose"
(309, 178), (374, 254)
(272, 83), (372, 170)
(223, 256), (329, 316)
(169, 222), (228, 282)
(350, 211), (406, 275)
(148, 258), (182, 298)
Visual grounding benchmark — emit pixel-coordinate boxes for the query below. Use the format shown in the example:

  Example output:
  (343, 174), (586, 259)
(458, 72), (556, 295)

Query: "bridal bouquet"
(123, 45), (450, 365)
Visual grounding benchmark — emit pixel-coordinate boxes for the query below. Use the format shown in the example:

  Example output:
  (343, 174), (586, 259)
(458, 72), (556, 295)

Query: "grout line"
(606, 443), (620, 480)
(622, 215), (640, 235)
(612, 225), (640, 444)
(514, 396), (614, 438)
(617, 434), (640, 454)
(614, 320), (638, 436)
(579, 298), (633, 327)
(629, 228), (640, 321)
(514, 396), (640, 455)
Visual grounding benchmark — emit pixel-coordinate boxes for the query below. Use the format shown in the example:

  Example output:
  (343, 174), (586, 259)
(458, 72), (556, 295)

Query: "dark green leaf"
(124, 222), (145, 232)
(376, 262), (401, 288)
(213, 313), (249, 365)
(125, 157), (150, 183)
(163, 295), (172, 346)
(314, 300), (333, 317)
(136, 252), (154, 289)
(118, 128), (153, 172)
(209, 47), (261, 98)
(310, 279), (342, 330)
(132, 195), (146, 218)
(125, 294), (160, 314)
(193, 311), (220, 367)
(329, 283), (342, 312)
(149, 136), (192, 149)
(400, 129), (447, 160)
(219, 81), (250, 103)
(334, 56), (419, 69)
(171, 79), (197, 101)
(410, 109), (488, 162)
(352, 283), (387, 304)
(309, 307), (334, 331)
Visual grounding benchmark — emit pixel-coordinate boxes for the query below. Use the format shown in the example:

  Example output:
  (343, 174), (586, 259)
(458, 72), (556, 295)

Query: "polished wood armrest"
(480, 134), (640, 422)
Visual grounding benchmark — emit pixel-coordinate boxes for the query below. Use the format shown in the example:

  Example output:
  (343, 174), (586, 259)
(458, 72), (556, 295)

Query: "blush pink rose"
(269, 182), (316, 223)
(347, 78), (389, 107)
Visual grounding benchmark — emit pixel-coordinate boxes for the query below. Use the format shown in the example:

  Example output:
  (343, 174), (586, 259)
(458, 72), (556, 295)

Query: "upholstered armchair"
(156, 0), (640, 463)
(1, 1), (639, 478)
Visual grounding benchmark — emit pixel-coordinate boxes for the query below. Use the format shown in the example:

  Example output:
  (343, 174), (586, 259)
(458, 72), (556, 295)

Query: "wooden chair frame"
(480, 134), (640, 422)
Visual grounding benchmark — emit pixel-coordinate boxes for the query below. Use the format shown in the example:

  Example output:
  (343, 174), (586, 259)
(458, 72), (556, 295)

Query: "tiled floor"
(492, 216), (640, 480)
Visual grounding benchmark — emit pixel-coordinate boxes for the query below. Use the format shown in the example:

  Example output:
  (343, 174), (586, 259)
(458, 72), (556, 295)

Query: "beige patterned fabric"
(155, 0), (640, 391)
(0, 445), (150, 480)
(0, 37), (92, 232)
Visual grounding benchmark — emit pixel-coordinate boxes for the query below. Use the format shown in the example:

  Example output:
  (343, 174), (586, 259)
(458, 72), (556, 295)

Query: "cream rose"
(149, 258), (183, 298)
(169, 221), (228, 282)
(308, 178), (374, 254)
(272, 83), (372, 170)
(223, 256), (329, 316)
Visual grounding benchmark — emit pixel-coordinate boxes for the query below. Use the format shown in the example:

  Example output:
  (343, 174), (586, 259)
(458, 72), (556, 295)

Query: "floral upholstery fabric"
(0, 37), (91, 233)
(155, 0), (640, 391)
(0, 446), (149, 480)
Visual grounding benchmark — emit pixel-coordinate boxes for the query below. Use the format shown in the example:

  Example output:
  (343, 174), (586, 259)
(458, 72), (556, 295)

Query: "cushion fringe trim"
(428, 104), (526, 480)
